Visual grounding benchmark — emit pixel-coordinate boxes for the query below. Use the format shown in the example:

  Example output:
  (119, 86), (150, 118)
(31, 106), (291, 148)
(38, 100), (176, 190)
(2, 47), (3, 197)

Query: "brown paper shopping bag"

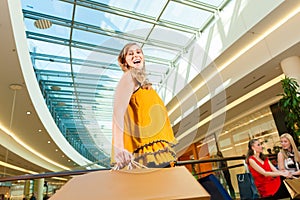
(50, 166), (210, 200)
(283, 178), (300, 199)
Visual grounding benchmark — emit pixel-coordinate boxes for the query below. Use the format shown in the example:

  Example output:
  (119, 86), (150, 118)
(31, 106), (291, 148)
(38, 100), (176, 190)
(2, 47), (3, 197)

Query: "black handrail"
(0, 155), (248, 182)
(175, 155), (246, 166)
(0, 168), (110, 182)
(195, 163), (245, 176)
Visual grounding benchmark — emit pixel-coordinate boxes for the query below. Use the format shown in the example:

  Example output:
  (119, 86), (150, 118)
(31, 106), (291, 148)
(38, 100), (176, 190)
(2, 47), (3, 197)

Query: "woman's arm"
(249, 158), (289, 177)
(277, 151), (285, 170)
(292, 170), (300, 176)
(112, 71), (135, 166)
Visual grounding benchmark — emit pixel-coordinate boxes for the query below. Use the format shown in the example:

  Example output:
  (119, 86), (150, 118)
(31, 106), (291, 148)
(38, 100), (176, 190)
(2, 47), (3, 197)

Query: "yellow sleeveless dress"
(121, 87), (177, 167)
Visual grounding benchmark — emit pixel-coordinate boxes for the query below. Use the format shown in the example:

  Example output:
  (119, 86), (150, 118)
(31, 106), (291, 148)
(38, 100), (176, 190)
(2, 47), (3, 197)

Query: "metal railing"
(0, 155), (247, 182)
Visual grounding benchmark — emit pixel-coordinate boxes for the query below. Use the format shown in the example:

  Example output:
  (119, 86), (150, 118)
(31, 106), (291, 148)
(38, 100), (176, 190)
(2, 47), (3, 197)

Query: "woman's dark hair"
(245, 138), (266, 163)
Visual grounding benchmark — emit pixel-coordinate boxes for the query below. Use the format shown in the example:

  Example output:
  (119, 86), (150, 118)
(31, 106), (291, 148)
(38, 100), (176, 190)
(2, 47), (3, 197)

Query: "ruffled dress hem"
(133, 139), (177, 168)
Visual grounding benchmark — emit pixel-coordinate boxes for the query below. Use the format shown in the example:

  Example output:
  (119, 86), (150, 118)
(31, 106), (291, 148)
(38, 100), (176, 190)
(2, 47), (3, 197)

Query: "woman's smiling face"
(280, 137), (291, 150)
(125, 44), (144, 70)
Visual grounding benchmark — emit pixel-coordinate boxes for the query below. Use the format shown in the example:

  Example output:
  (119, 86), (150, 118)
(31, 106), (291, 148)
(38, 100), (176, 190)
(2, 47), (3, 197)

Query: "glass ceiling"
(20, 0), (231, 167)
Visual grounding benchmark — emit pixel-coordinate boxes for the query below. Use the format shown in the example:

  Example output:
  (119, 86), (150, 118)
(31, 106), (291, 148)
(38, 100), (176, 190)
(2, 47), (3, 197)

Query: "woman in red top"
(246, 139), (291, 199)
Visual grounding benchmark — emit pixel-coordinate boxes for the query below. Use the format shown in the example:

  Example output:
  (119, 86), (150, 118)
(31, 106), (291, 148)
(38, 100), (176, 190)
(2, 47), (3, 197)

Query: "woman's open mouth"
(133, 59), (141, 64)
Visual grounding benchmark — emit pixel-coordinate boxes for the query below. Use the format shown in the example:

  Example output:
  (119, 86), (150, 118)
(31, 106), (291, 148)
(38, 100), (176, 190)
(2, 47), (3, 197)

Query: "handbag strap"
(238, 174), (245, 182)
(243, 160), (250, 173)
(128, 160), (148, 169)
(112, 159), (148, 170)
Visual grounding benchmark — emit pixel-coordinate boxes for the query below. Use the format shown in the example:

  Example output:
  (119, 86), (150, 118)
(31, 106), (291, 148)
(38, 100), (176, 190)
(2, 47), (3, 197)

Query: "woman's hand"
(114, 148), (133, 169)
(280, 170), (292, 178)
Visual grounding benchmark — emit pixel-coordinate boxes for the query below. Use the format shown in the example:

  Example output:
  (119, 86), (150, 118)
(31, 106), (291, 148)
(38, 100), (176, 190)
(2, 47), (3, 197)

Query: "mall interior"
(1, 0), (300, 199)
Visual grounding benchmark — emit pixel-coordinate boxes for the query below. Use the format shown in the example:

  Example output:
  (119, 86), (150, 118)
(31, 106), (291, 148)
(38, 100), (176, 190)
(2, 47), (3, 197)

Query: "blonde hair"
(280, 133), (300, 163)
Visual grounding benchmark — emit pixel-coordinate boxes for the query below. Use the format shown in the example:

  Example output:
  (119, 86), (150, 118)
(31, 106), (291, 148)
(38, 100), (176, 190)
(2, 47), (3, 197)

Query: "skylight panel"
(149, 26), (194, 47)
(68, 47), (114, 62)
(143, 45), (178, 62)
(34, 60), (71, 72)
(160, 1), (212, 28)
(75, 3), (153, 35)
(24, 18), (70, 39)
(107, 0), (168, 17)
(27, 38), (70, 56)
(22, 0), (73, 20)
(197, 0), (226, 7)
(72, 29), (113, 48)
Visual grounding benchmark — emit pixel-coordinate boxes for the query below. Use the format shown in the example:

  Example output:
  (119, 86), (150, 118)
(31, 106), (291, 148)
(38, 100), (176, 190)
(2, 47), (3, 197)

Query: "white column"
(280, 56), (300, 85)
(34, 178), (44, 200)
(23, 180), (30, 199)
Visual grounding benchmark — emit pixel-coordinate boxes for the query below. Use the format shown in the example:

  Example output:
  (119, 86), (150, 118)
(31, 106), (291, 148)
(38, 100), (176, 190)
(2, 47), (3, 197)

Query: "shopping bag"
(198, 174), (232, 200)
(237, 173), (260, 200)
(50, 166), (210, 200)
(283, 178), (300, 199)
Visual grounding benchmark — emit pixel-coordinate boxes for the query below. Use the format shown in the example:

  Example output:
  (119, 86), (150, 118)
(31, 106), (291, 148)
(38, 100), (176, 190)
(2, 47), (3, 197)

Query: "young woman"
(246, 139), (291, 199)
(111, 43), (177, 169)
(278, 133), (300, 177)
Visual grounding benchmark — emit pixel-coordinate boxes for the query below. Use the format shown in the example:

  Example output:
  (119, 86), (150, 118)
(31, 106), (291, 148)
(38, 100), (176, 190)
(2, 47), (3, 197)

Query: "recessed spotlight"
(47, 141), (51, 144)
(38, 129), (42, 133)
(62, 155), (65, 158)
(9, 84), (22, 90)
(51, 86), (61, 91)
(55, 149), (58, 152)
(57, 102), (66, 106)
(26, 111), (31, 115)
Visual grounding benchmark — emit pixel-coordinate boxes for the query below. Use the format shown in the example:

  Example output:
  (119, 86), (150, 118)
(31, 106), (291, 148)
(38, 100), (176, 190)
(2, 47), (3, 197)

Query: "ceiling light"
(0, 160), (37, 174)
(221, 147), (232, 151)
(26, 111), (31, 115)
(177, 75), (284, 141)
(9, 84), (22, 91)
(0, 123), (70, 170)
(57, 102), (66, 106)
(34, 19), (52, 29)
(51, 86), (61, 91)
(47, 141), (51, 144)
